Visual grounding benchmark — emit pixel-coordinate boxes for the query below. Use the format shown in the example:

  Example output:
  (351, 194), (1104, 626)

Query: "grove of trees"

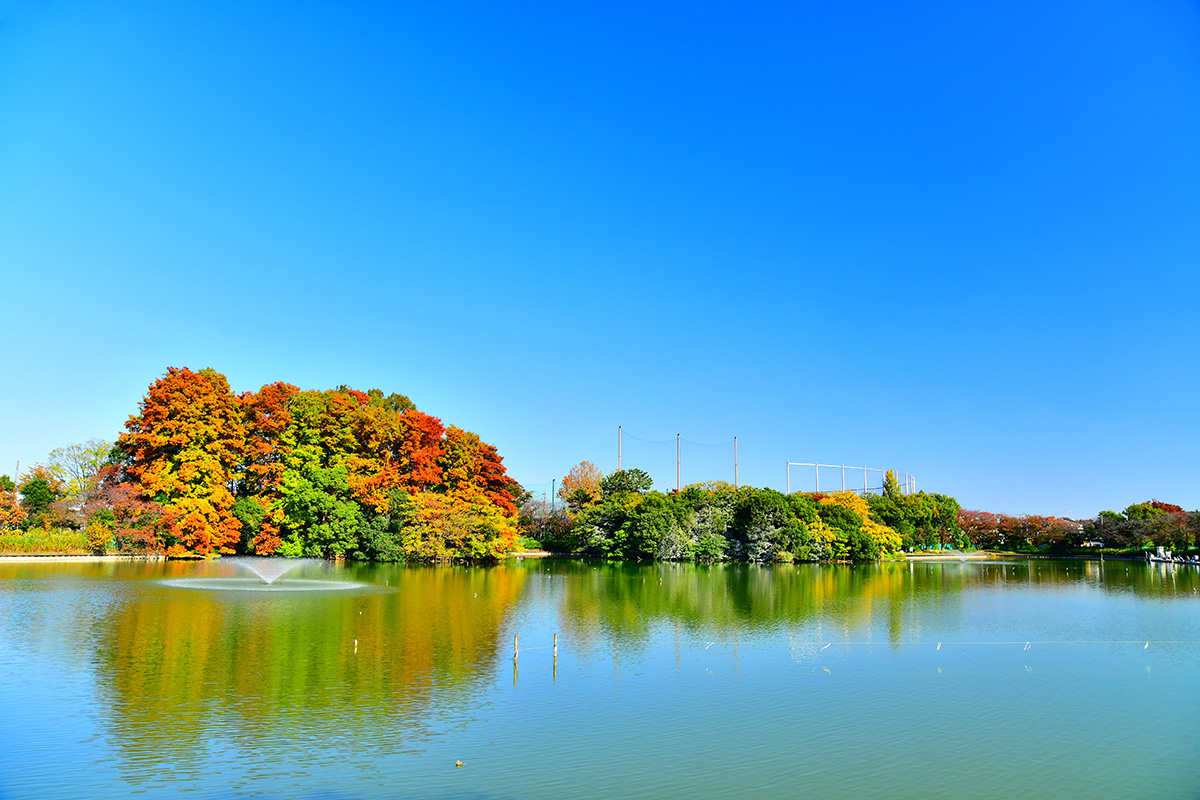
(1, 367), (523, 561)
(526, 462), (962, 562)
(957, 500), (1200, 553)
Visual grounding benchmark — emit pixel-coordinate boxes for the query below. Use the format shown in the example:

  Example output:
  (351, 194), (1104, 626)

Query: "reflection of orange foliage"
(99, 563), (527, 764)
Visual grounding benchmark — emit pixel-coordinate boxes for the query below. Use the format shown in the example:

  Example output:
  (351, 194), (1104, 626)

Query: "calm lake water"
(0, 557), (1197, 799)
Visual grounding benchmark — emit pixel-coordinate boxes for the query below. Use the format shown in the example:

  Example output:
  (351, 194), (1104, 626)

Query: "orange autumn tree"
(0, 485), (26, 530)
(119, 367), (246, 555)
(440, 426), (521, 515)
(558, 461), (603, 513)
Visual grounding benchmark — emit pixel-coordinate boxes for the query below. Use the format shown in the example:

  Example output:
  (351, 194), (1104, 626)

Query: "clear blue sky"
(2, 0), (1198, 518)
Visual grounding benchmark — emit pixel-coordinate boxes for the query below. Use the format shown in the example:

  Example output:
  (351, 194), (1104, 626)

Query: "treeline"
(958, 500), (1198, 553)
(0, 367), (523, 561)
(522, 463), (963, 562)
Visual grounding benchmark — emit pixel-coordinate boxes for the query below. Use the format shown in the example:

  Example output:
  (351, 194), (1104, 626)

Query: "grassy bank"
(0, 528), (89, 555)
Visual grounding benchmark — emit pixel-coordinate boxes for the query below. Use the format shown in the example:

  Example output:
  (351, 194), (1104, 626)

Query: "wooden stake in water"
(514, 634), (519, 663)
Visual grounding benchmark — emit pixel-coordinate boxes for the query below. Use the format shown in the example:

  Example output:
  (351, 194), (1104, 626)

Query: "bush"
(114, 527), (162, 555)
(844, 527), (880, 562)
(85, 520), (112, 555)
(691, 530), (728, 562)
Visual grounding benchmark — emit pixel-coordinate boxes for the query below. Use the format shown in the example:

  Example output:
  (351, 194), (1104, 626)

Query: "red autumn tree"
(396, 410), (445, 491)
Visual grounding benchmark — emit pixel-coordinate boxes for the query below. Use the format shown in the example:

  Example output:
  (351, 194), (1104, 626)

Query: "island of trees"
(0, 367), (522, 561)
(0, 368), (1196, 562)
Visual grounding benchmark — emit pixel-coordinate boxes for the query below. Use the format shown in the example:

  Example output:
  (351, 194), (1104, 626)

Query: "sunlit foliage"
(109, 367), (519, 560)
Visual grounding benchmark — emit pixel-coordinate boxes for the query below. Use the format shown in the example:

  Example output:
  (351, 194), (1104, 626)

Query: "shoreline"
(0, 554), (168, 562)
(0, 551), (1159, 565)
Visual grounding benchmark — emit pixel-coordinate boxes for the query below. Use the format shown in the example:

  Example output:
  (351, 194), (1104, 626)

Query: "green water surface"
(0, 557), (1197, 799)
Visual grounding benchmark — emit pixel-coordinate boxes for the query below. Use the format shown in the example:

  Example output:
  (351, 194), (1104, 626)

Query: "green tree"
(47, 439), (112, 497)
(1124, 502), (1165, 521)
(601, 469), (654, 497)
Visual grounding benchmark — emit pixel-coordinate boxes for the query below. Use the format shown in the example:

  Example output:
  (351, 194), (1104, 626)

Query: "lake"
(0, 557), (1197, 799)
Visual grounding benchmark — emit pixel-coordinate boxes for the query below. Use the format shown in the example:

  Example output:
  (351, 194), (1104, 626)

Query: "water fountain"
(160, 557), (364, 592)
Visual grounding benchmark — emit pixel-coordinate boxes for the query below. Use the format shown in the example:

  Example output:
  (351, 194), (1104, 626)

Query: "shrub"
(85, 520), (112, 555)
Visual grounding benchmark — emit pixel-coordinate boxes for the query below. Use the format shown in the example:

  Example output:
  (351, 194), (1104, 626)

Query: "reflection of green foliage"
(551, 557), (1200, 657)
(94, 561), (526, 772)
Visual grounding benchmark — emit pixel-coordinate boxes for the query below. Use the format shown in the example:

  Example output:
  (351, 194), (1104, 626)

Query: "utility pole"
(733, 437), (738, 488)
(617, 426), (622, 471)
(676, 433), (680, 492)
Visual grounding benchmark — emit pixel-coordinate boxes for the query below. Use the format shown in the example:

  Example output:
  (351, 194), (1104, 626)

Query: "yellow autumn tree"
(816, 490), (902, 555)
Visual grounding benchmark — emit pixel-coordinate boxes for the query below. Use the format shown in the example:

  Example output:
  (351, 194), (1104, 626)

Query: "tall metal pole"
(786, 462), (790, 495)
(841, 464), (845, 492)
(618, 426), (622, 471)
(815, 464), (819, 493)
(863, 467), (868, 495)
(676, 433), (680, 492)
(733, 437), (738, 488)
